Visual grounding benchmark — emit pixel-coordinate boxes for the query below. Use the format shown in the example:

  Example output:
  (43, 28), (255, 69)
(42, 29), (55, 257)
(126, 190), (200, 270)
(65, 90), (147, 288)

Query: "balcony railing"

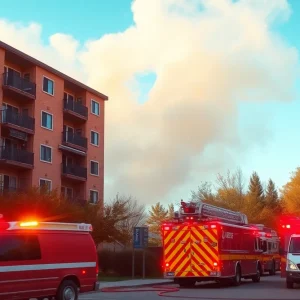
(1, 109), (35, 131)
(64, 99), (88, 119)
(62, 131), (87, 149)
(61, 163), (87, 180)
(3, 72), (36, 97)
(0, 146), (34, 165)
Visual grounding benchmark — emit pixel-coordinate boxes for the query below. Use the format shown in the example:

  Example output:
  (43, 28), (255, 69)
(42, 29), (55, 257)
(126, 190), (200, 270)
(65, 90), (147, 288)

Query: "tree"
(190, 181), (216, 204)
(112, 194), (147, 245)
(167, 203), (175, 220)
(146, 202), (169, 246)
(248, 172), (265, 203)
(265, 179), (279, 209)
(214, 168), (245, 210)
(281, 167), (300, 215)
(94, 194), (146, 245)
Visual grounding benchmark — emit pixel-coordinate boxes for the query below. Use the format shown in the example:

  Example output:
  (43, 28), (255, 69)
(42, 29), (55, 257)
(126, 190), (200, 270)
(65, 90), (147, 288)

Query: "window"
(64, 92), (74, 102)
(0, 235), (41, 262)
(39, 178), (52, 193)
(91, 131), (99, 146)
(91, 100), (100, 115)
(4, 66), (21, 77)
(90, 161), (99, 176)
(40, 145), (52, 163)
(289, 237), (300, 253)
(41, 111), (53, 130)
(90, 190), (99, 204)
(0, 174), (17, 191)
(61, 186), (73, 199)
(43, 76), (54, 95)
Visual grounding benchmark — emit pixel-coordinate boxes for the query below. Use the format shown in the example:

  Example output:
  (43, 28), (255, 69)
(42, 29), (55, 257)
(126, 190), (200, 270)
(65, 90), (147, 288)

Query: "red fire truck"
(250, 224), (280, 275)
(162, 200), (267, 287)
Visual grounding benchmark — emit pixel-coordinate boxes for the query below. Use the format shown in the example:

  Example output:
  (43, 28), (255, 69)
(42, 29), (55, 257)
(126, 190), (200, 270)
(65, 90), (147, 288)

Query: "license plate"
(166, 272), (175, 277)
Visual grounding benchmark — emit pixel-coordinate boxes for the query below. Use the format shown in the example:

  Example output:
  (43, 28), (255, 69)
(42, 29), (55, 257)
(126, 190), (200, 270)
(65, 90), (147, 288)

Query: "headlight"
(287, 259), (298, 271)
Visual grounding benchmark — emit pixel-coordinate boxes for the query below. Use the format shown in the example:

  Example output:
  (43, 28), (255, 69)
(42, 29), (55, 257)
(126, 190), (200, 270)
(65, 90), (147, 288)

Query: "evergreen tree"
(265, 179), (279, 209)
(248, 171), (265, 204)
(167, 203), (175, 220)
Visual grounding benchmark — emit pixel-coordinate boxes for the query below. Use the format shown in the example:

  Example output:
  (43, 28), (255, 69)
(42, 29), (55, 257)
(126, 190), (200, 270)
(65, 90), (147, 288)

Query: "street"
(80, 276), (300, 300)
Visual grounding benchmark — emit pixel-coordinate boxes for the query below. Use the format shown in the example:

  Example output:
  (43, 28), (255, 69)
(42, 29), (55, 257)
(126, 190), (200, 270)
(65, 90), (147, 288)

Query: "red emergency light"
(0, 221), (9, 230)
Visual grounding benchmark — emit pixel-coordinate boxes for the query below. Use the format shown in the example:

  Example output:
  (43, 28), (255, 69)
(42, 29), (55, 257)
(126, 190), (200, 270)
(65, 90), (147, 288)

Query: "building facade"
(0, 41), (108, 205)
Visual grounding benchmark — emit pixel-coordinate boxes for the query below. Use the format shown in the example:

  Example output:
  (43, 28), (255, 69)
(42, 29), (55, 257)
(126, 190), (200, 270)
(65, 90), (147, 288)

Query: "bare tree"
(112, 193), (147, 245)
(190, 181), (216, 204)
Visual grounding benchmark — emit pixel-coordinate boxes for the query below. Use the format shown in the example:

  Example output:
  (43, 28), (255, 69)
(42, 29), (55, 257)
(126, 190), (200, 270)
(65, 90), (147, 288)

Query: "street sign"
(133, 226), (148, 249)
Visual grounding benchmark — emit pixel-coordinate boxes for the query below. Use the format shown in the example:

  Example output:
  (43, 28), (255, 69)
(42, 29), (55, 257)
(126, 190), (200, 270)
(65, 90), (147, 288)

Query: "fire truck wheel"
(252, 266), (261, 283)
(232, 265), (241, 286)
(56, 279), (78, 300)
(269, 261), (276, 276)
(286, 280), (294, 289)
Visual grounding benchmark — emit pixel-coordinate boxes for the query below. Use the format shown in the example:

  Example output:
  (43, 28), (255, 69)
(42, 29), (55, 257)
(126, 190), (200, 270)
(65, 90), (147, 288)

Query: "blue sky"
(1, 0), (300, 195)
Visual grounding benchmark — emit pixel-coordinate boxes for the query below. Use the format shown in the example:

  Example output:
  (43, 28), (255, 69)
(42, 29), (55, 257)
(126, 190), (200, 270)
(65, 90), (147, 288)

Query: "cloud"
(0, 0), (298, 205)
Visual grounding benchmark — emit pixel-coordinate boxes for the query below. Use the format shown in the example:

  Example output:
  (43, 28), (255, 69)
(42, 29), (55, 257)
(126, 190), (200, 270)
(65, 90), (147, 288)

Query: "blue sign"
(133, 227), (148, 249)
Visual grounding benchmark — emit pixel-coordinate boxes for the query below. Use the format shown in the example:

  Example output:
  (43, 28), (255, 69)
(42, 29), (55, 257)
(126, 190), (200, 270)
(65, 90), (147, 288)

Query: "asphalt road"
(79, 275), (300, 300)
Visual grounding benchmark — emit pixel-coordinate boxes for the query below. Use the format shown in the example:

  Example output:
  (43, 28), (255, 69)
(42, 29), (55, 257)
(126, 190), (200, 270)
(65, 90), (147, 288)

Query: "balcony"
(2, 72), (36, 99)
(63, 99), (88, 121)
(61, 163), (87, 181)
(62, 131), (87, 152)
(1, 109), (35, 134)
(0, 146), (34, 169)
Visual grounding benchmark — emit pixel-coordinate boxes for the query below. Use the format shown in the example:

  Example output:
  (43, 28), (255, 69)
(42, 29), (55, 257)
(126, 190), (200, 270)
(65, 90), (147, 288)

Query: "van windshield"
(289, 237), (300, 253)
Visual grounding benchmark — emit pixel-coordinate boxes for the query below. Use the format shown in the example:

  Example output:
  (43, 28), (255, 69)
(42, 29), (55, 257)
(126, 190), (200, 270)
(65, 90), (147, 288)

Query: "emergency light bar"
(2, 221), (93, 232)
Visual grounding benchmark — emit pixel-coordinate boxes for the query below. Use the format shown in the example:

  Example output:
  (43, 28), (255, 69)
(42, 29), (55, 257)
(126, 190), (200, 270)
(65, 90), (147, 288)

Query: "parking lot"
(79, 275), (300, 300)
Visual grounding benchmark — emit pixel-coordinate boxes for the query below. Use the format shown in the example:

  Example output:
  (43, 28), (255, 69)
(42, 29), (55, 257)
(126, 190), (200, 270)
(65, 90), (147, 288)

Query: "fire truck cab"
(0, 216), (99, 300)
(162, 200), (262, 287)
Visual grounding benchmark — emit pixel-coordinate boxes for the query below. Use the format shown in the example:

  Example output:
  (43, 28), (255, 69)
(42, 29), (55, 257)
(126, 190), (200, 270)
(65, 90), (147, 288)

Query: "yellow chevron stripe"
(192, 243), (214, 271)
(165, 229), (189, 256)
(193, 230), (219, 261)
(192, 261), (208, 276)
(168, 238), (190, 266)
(164, 229), (178, 245)
(200, 228), (218, 244)
(175, 255), (190, 276)
(164, 225), (189, 246)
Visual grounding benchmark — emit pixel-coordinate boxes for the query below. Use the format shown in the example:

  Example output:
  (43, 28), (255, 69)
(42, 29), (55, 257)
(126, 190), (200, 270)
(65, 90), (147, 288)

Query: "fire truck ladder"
(173, 200), (249, 226)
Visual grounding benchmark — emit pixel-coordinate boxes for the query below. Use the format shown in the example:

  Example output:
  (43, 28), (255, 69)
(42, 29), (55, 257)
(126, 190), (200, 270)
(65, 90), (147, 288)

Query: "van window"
(0, 235), (41, 261)
(289, 237), (300, 254)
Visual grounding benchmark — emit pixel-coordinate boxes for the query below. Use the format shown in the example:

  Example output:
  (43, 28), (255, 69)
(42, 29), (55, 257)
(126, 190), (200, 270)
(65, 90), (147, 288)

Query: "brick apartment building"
(0, 41), (108, 205)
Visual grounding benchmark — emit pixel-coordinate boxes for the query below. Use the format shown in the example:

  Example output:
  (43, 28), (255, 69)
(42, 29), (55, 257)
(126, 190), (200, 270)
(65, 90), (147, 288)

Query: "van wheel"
(232, 265), (241, 286)
(56, 280), (78, 300)
(286, 280), (294, 289)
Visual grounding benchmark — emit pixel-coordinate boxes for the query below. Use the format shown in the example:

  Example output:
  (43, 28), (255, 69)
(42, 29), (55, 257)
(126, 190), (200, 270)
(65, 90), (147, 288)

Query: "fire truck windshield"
(289, 236), (300, 254)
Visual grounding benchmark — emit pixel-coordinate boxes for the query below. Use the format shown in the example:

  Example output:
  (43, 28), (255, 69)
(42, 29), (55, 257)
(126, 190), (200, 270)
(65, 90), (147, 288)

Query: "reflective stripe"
(0, 261), (96, 273)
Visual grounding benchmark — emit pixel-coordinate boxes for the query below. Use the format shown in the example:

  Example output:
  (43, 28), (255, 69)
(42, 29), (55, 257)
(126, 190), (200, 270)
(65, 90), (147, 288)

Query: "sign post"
(132, 226), (148, 279)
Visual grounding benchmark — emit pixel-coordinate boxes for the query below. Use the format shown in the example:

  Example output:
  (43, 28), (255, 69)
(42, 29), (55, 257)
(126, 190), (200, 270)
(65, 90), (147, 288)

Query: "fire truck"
(250, 224), (280, 275)
(162, 200), (270, 287)
(278, 215), (300, 288)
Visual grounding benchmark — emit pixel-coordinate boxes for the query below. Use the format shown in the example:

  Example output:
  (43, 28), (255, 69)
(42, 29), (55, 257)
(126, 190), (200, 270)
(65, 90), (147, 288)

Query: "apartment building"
(0, 41), (108, 205)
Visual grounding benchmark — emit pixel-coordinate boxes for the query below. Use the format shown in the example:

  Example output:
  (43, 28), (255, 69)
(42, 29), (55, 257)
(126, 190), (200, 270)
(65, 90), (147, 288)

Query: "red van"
(0, 219), (99, 300)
